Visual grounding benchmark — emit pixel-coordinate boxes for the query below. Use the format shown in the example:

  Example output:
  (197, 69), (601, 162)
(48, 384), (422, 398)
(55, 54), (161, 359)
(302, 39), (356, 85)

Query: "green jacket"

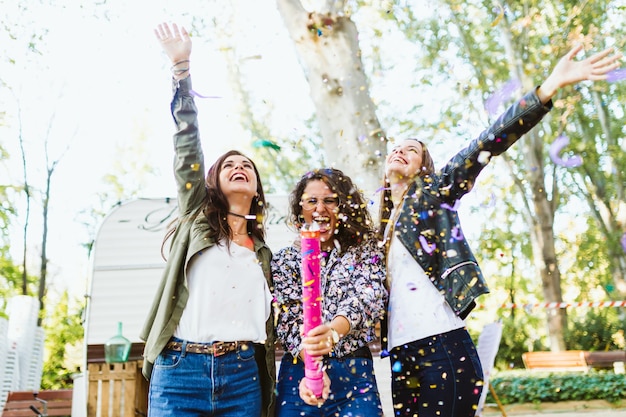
(139, 76), (276, 417)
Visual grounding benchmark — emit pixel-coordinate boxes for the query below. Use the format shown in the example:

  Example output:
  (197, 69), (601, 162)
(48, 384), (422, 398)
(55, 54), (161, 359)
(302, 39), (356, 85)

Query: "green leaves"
(490, 371), (626, 404)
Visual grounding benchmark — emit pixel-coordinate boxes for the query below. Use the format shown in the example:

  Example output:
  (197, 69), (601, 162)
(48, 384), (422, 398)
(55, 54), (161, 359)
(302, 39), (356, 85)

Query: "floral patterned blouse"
(271, 238), (387, 358)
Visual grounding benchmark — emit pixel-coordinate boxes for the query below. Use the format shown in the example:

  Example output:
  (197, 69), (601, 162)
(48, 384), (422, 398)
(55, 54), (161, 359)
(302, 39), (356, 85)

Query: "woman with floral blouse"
(271, 168), (387, 417)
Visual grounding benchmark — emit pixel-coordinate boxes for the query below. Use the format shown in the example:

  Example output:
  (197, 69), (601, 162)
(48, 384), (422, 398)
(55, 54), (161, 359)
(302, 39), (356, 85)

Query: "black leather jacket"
(384, 89), (552, 345)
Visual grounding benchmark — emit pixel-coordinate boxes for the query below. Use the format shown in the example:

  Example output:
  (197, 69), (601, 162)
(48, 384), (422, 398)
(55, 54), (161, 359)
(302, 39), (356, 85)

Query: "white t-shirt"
(387, 235), (465, 350)
(174, 240), (271, 343)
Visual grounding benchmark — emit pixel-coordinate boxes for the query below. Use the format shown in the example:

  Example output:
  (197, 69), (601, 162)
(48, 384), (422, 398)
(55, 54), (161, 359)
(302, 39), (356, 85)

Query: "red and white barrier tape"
(477, 300), (626, 310)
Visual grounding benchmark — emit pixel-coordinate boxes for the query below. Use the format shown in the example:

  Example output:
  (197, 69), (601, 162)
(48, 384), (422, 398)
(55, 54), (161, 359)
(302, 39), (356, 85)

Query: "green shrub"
(488, 370), (626, 404)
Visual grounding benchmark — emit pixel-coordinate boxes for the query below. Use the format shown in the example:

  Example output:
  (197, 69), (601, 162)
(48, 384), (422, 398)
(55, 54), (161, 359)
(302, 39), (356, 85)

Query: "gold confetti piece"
(491, 2), (504, 27)
(185, 182), (192, 190)
(190, 163), (200, 171)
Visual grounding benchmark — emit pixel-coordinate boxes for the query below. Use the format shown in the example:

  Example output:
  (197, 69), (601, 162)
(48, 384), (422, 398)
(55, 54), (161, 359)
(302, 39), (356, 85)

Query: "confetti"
(190, 89), (221, 99)
(621, 232), (626, 253)
(607, 69), (626, 83)
(441, 200), (460, 211)
(484, 78), (521, 116)
(549, 135), (582, 168)
(491, 2), (504, 27)
(419, 236), (436, 254)
(477, 151), (492, 164)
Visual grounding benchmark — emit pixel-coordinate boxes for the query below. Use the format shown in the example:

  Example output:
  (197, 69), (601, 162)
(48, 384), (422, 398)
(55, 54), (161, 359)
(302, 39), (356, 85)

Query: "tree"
(276, 0), (388, 194)
(276, 0), (625, 350)
(188, 8), (323, 194)
(41, 291), (84, 389)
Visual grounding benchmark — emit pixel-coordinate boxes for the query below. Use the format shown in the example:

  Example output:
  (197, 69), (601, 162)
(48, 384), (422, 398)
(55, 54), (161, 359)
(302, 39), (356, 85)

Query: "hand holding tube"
(300, 222), (324, 398)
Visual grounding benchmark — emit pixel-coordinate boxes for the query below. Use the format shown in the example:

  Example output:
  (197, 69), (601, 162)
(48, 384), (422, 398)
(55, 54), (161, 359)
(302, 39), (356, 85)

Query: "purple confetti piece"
(406, 282), (417, 291)
(621, 232), (626, 253)
(484, 78), (522, 116)
(607, 69), (626, 83)
(451, 226), (464, 241)
(441, 200), (460, 211)
(190, 89), (222, 99)
(419, 235), (436, 254)
(549, 135), (583, 168)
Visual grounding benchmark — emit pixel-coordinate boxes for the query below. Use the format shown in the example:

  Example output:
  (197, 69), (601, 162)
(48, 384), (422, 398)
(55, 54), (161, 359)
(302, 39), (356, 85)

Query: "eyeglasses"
(300, 196), (339, 211)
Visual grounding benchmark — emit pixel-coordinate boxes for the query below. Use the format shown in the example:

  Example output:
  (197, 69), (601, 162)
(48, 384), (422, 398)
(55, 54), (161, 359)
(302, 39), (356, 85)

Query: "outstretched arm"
(537, 44), (622, 104)
(155, 22), (192, 80)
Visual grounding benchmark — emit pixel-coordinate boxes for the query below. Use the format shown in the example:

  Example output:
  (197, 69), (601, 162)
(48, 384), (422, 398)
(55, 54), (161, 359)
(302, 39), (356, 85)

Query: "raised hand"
(538, 44), (623, 103)
(154, 22), (192, 66)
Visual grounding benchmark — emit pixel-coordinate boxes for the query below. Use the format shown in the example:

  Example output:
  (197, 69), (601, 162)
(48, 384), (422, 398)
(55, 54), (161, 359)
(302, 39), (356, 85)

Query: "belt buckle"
(213, 341), (228, 357)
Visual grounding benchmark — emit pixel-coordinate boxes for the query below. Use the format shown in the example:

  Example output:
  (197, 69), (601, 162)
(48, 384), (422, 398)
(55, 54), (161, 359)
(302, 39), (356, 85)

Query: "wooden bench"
(2, 390), (72, 417)
(522, 350), (589, 372)
(585, 350), (626, 369)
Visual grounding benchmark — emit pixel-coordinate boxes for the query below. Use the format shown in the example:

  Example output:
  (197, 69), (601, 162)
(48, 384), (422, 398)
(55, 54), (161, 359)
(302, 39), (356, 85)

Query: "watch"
(330, 327), (340, 345)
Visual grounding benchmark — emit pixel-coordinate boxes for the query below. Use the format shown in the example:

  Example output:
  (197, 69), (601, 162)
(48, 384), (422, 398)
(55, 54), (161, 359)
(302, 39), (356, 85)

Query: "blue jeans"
(276, 352), (383, 417)
(389, 328), (484, 417)
(148, 339), (261, 417)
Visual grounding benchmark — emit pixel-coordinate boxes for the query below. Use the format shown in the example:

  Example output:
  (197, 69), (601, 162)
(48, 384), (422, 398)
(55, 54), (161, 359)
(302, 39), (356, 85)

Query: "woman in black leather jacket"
(378, 44), (621, 417)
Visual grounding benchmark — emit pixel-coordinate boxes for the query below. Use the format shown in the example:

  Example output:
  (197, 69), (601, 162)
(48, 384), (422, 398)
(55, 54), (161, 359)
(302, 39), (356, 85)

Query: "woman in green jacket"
(140, 22), (275, 417)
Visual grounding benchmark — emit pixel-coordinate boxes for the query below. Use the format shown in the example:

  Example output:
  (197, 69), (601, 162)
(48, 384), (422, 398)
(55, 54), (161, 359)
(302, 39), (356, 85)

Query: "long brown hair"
(161, 150), (266, 259)
(288, 168), (374, 252)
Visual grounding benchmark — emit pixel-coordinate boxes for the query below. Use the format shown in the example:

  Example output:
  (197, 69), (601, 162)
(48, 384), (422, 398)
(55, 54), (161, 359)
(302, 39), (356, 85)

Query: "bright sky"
(1, 0), (316, 299)
(3, 0), (605, 303)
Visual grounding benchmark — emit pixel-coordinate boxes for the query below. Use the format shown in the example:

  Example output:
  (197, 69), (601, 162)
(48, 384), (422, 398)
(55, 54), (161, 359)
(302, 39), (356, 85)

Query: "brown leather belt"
(165, 340), (249, 356)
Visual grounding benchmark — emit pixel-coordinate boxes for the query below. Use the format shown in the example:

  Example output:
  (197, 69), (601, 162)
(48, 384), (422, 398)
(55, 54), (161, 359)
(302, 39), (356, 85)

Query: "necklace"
(228, 211), (257, 220)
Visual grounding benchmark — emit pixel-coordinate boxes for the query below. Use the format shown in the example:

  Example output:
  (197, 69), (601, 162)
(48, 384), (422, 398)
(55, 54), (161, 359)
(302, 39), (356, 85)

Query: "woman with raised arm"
(140, 23), (276, 417)
(378, 45), (622, 417)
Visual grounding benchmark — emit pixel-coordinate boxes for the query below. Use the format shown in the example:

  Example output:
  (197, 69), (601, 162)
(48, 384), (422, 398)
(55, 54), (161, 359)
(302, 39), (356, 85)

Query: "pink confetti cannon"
(300, 222), (324, 397)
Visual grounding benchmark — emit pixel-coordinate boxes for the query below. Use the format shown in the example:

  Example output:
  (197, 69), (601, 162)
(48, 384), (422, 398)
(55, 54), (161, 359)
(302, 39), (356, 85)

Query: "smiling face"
(385, 139), (424, 182)
(300, 179), (339, 251)
(218, 154), (258, 201)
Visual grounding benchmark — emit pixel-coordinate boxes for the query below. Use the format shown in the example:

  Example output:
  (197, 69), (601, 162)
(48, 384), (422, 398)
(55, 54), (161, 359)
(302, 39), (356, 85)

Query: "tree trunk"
(276, 0), (387, 195)
(498, 8), (567, 350)
(522, 131), (567, 351)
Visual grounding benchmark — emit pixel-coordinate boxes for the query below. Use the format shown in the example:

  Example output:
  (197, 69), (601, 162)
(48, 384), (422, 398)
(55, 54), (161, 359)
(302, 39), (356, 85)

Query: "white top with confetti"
(387, 235), (465, 350)
(174, 240), (271, 343)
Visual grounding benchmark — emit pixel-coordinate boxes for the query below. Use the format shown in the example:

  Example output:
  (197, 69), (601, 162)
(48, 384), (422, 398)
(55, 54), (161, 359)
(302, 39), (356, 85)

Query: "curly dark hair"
(288, 168), (374, 251)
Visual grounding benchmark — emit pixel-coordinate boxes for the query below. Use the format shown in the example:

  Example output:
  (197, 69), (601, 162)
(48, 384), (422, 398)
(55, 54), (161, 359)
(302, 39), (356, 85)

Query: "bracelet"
(172, 68), (189, 75)
(171, 59), (190, 68)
